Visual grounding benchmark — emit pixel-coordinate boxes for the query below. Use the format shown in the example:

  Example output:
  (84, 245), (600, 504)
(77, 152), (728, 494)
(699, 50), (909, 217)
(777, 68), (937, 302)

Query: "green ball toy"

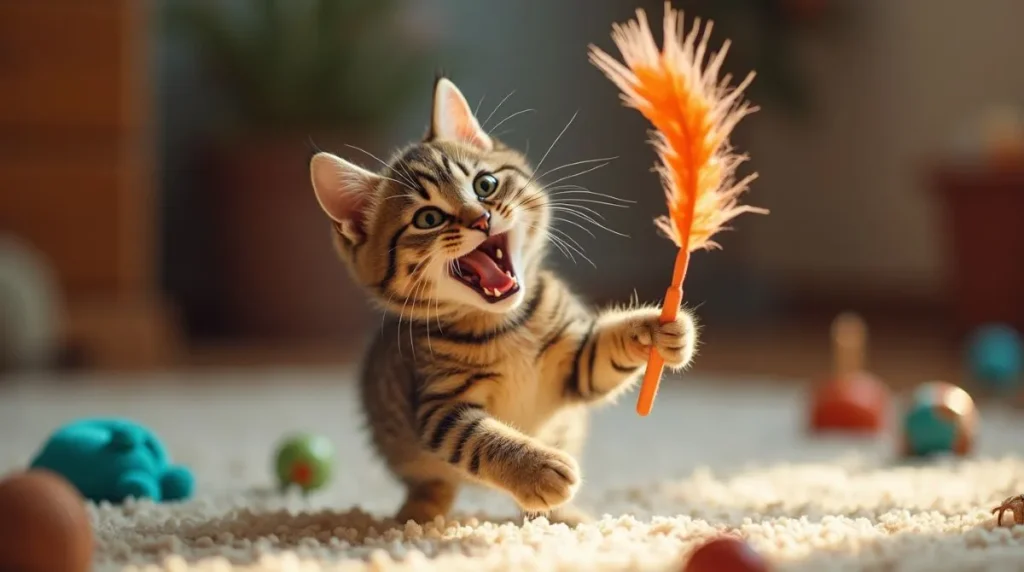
(274, 434), (334, 493)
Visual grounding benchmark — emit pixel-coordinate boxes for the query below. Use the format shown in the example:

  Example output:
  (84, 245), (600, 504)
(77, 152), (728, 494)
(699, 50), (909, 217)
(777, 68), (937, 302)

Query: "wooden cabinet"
(0, 1), (179, 369)
(931, 162), (1024, 336)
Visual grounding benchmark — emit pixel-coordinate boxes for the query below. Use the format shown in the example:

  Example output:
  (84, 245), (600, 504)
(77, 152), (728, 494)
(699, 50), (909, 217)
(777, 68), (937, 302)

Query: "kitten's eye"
(473, 173), (499, 198)
(412, 207), (447, 229)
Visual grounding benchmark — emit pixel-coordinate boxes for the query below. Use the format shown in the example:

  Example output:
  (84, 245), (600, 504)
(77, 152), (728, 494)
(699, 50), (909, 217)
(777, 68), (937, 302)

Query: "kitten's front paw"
(506, 447), (580, 512)
(631, 310), (696, 369)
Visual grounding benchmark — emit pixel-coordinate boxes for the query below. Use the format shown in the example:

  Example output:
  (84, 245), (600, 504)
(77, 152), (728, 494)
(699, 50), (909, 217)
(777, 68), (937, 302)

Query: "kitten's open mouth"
(451, 232), (519, 302)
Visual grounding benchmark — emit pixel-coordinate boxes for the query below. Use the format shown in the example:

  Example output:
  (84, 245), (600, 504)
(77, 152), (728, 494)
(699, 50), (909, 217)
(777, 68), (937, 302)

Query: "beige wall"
(744, 0), (1024, 299)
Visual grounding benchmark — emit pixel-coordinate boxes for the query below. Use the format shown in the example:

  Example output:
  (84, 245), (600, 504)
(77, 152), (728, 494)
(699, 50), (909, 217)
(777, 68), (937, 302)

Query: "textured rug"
(3, 368), (1024, 571)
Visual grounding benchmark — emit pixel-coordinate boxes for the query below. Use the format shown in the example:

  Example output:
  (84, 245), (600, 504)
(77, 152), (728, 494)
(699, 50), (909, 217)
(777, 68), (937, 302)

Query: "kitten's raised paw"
(506, 447), (580, 512)
(632, 310), (696, 369)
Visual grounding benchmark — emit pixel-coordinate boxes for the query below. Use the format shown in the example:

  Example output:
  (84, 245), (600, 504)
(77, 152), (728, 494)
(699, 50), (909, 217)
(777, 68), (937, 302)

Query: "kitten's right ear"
(310, 152), (379, 244)
(428, 76), (493, 150)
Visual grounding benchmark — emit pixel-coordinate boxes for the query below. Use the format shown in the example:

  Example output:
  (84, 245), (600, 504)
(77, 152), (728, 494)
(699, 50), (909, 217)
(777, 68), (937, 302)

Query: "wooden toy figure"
(901, 381), (977, 457)
(589, 4), (768, 416)
(808, 312), (890, 433)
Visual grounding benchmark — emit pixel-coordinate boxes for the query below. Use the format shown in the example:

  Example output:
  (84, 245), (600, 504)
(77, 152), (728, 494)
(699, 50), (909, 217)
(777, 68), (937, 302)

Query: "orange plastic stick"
(636, 249), (689, 416)
(589, 3), (767, 416)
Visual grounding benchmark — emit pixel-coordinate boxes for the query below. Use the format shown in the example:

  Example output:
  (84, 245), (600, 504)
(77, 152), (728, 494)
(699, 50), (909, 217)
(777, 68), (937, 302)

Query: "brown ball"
(0, 469), (93, 572)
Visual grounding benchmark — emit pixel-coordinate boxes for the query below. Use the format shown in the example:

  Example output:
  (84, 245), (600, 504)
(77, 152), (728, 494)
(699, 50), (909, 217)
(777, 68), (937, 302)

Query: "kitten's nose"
(462, 209), (491, 233)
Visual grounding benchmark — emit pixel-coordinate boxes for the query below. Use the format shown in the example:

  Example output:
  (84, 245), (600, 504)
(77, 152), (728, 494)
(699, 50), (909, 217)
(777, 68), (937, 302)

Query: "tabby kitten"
(309, 76), (697, 525)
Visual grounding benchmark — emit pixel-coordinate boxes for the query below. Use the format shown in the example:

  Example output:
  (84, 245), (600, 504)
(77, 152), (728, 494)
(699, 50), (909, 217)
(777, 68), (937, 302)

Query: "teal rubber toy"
(275, 433), (334, 493)
(901, 381), (977, 457)
(967, 323), (1023, 390)
(29, 417), (194, 504)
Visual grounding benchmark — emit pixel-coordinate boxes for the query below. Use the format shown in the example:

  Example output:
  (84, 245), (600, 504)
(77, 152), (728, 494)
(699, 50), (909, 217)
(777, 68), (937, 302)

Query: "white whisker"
(344, 144), (416, 190)
(490, 108), (535, 134)
(538, 156), (618, 181)
(483, 90), (516, 130)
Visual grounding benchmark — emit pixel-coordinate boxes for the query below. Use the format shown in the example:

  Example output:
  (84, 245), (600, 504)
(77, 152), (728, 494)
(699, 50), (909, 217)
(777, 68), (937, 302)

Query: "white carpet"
(3, 368), (1024, 571)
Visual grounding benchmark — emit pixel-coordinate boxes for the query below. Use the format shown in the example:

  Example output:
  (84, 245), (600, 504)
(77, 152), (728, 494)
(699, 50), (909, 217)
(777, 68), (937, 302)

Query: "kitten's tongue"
(460, 250), (514, 292)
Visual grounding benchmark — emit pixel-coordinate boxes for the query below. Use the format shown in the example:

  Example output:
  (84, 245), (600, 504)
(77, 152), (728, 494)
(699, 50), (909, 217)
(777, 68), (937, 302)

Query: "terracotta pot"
(203, 133), (375, 343)
(931, 162), (1024, 335)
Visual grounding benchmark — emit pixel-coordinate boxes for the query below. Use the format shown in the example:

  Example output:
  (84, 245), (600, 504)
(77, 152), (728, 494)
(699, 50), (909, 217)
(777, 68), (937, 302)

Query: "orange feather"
(588, 3), (768, 415)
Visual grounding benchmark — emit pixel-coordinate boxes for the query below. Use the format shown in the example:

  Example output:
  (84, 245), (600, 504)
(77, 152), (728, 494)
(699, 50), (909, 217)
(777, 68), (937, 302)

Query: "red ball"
(0, 470), (93, 572)
(809, 372), (889, 433)
(684, 536), (769, 572)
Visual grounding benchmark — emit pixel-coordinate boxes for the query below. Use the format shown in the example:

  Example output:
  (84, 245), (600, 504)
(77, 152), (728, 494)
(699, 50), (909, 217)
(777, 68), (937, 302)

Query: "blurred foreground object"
(683, 536), (770, 572)
(808, 312), (889, 433)
(0, 469), (93, 572)
(0, 235), (59, 372)
(900, 381), (977, 457)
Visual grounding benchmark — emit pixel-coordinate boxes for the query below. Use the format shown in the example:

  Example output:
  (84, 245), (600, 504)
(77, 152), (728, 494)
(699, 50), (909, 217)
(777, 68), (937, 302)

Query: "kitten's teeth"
(495, 249), (504, 260)
(505, 271), (513, 278)
(484, 288), (494, 297)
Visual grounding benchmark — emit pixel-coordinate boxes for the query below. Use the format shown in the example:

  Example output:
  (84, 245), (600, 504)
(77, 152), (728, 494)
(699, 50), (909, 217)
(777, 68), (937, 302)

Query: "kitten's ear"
(429, 77), (493, 151)
(310, 152), (379, 243)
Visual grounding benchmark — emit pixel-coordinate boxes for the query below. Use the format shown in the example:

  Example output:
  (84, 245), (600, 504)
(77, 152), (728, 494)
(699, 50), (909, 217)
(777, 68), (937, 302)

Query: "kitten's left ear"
(310, 152), (380, 244)
(429, 77), (493, 151)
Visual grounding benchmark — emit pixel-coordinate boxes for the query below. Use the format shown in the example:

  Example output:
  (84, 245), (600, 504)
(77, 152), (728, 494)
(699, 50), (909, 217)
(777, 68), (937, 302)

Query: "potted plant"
(165, 0), (435, 342)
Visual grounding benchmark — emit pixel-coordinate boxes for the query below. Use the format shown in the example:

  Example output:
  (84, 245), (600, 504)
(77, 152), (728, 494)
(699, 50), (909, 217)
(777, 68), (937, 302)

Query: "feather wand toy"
(589, 3), (768, 416)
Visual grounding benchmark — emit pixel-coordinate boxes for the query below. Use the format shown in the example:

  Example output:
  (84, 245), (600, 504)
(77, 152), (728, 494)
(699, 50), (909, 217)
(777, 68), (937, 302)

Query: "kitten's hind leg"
(395, 479), (457, 524)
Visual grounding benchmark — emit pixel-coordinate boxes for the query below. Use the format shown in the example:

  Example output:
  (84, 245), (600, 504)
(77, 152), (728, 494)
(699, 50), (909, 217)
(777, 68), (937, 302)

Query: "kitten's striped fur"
(309, 76), (697, 525)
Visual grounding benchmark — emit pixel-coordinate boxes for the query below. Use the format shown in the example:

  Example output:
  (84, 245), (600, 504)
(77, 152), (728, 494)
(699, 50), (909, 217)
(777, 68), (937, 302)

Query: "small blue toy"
(29, 417), (194, 504)
(901, 381), (977, 457)
(966, 323), (1024, 390)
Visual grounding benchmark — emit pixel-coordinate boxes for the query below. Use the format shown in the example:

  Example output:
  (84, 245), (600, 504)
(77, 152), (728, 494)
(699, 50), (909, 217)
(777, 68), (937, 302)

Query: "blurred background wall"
(2, 0), (1023, 377)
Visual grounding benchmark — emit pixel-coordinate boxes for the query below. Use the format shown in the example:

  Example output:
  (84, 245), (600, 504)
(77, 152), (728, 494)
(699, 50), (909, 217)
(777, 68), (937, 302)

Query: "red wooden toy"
(809, 312), (890, 433)
(684, 536), (770, 572)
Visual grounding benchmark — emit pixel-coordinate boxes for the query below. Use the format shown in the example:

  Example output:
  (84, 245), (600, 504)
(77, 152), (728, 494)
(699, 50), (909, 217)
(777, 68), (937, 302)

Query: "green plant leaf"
(165, 0), (439, 135)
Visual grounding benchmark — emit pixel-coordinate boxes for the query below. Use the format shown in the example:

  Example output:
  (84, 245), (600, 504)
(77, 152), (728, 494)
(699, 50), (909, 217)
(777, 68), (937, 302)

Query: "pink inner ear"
(437, 85), (491, 150)
(310, 153), (375, 235)
(346, 193), (369, 235)
(321, 188), (369, 234)
(458, 124), (482, 144)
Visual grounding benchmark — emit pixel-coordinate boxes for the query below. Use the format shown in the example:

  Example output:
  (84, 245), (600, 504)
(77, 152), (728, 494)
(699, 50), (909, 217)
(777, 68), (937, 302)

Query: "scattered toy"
(992, 494), (1024, 526)
(966, 323), (1023, 391)
(275, 433), (334, 493)
(683, 536), (770, 572)
(900, 381), (977, 457)
(29, 417), (194, 504)
(0, 469), (93, 572)
(809, 312), (890, 433)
